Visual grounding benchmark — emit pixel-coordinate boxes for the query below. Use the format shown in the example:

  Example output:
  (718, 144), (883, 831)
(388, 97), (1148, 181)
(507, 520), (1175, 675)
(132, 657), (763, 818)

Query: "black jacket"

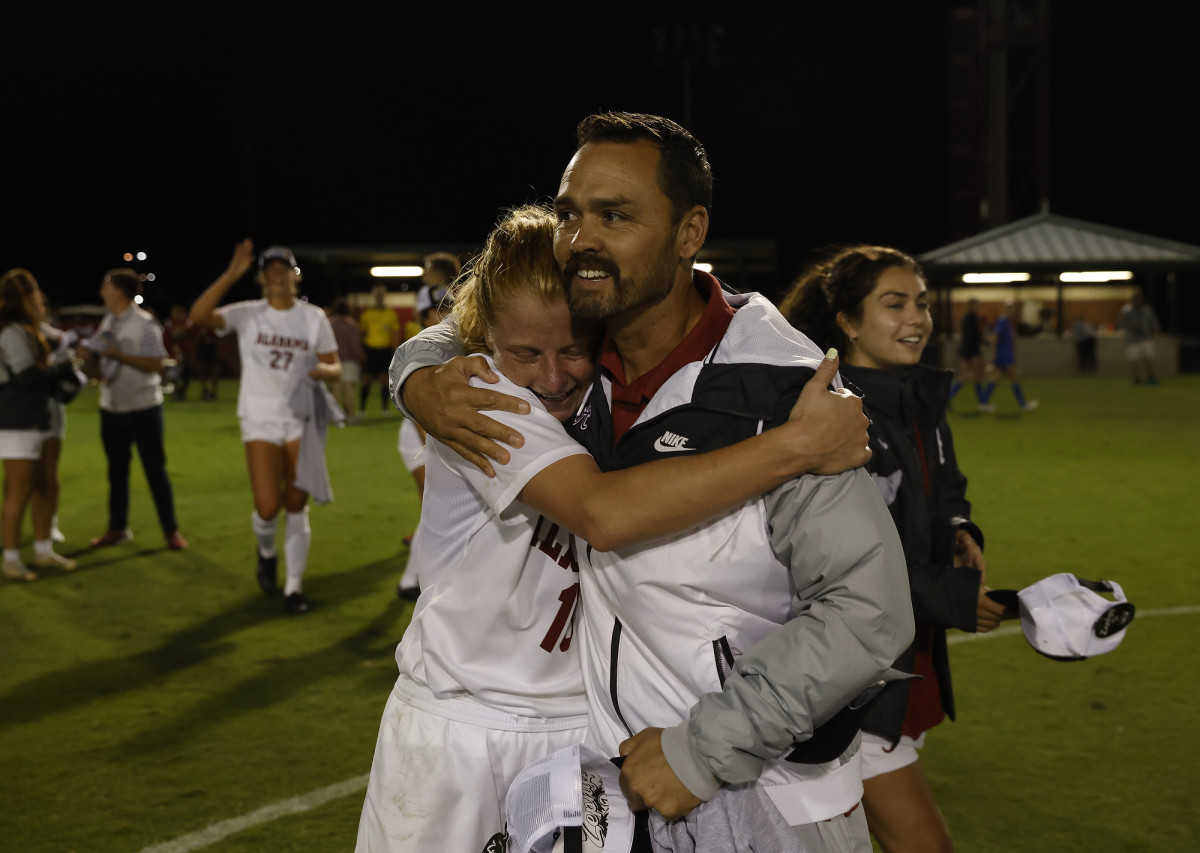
(0, 355), (74, 431)
(841, 363), (983, 743)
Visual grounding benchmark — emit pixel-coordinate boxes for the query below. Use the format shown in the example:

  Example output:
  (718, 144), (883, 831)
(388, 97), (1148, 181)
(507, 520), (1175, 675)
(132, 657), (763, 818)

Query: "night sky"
(4, 1), (1197, 308)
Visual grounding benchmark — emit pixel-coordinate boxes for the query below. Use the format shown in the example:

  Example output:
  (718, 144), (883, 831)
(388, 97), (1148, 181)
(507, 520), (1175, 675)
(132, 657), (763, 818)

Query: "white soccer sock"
(33, 539), (54, 558)
(252, 510), (278, 558)
(283, 507), (311, 595)
(3, 548), (22, 565)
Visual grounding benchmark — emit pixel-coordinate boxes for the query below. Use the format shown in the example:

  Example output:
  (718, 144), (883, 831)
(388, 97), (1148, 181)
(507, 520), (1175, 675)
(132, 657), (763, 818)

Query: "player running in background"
(357, 205), (871, 852)
(782, 244), (1009, 853)
(190, 241), (341, 615)
(980, 300), (1038, 412)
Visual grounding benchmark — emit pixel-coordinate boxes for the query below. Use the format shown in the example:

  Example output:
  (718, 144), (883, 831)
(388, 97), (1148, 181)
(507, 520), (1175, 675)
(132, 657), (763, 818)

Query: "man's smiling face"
(552, 139), (684, 323)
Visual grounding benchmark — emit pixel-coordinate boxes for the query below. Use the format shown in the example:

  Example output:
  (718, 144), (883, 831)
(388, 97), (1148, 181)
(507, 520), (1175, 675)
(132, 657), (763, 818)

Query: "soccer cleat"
(165, 531), (189, 551)
(1021, 400), (1040, 412)
(256, 549), (279, 596)
(34, 552), (77, 571)
(89, 528), (133, 548)
(284, 591), (310, 615)
(3, 559), (37, 582)
(51, 526), (66, 544)
(397, 582), (421, 601)
(978, 403), (996, 414)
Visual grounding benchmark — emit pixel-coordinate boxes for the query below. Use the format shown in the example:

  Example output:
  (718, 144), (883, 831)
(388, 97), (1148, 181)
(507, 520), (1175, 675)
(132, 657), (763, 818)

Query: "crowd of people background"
(0, 110), (1169, 852)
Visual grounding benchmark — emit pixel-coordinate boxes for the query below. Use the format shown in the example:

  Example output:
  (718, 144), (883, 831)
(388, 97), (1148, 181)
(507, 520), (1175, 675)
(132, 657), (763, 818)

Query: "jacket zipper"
(609, 618), (633, 737)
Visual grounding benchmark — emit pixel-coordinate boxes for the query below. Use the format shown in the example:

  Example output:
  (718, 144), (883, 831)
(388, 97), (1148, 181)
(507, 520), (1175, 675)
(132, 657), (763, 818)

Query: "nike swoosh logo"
(653, 439), (695, 452)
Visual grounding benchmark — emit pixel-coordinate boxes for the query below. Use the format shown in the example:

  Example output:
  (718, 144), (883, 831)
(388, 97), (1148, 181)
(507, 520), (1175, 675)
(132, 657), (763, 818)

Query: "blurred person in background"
(33, 285), (73, 546)
(1118, 290), (1160, 385)
(0, 269), (79, 581)
(328, 298), (365, 423)
(394, 270), (455, 598)
(980, 300), (1038, 413)
(81, 269), (188, 552)
(163, 304), (196, 400)
(947, 297), (989, 411)
(1072, 316), (1098, 372)
(190, 241), (341, 615)
(193, 321), (221, 400)
(414, 251), (461, 329)
(358, 285), (399, 417)
(782, 245), (1009, 853)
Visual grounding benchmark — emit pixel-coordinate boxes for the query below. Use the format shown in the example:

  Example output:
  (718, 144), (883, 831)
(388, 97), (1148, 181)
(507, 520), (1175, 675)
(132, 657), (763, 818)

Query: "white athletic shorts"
(397, 418), (425, 472)
(240, 417), (303, 446)
(859, 731), (926, 780)
(0, 429), (52, 460)
(356, 674), (587, 853)
(340, 360), (362, 384)
(1126, 340), (1156, 361)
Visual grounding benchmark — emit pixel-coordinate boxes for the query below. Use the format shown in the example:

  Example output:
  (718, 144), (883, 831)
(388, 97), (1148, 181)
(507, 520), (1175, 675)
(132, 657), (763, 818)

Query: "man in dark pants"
(82, 269), (187, 550)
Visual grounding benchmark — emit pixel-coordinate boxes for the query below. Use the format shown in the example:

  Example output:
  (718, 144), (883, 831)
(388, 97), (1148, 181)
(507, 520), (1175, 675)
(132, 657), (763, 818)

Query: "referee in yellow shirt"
(359, 285), (400, 416)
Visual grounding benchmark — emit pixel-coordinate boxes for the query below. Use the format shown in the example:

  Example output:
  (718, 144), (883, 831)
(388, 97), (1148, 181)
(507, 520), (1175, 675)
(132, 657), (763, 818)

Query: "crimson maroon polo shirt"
(599, 271), (736, 441)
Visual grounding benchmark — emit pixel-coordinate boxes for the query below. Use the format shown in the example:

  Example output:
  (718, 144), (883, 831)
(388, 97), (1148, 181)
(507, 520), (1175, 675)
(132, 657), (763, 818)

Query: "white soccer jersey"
(395, 358), (590, 719)
(216, 300), (337, 420)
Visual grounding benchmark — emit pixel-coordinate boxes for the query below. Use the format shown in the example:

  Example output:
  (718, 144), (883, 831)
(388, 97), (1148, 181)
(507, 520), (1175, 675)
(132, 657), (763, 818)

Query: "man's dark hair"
(104, 268), (142, 300)
(576, 112), (713, 220)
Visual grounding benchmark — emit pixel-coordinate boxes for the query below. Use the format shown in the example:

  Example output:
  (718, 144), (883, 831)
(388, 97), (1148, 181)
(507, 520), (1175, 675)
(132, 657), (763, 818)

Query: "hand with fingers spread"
(782, 349), (872, 475)
(401, 355), (531, 478)
(226, 238), (256, 281)
(618, 728), (702, 822)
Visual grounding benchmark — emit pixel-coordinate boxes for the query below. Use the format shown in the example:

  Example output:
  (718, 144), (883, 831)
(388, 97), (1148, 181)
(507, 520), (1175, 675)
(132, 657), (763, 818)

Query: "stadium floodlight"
(134, 295), (144, 304)
(370, 266), (424, 277)
(123, 252), (134, 262)
(694, 262), (713, 273)
(1058, 271), (1134, 282)
(136, 251), (147, 261)
(961, 272), (1031, 283)
(146, 273), (156, 282)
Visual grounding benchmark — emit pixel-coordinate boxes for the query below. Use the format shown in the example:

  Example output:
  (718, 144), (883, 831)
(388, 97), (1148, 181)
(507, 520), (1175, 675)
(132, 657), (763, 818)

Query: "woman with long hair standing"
(781, 245), (1009, 853)
(0, 269), (77, 580)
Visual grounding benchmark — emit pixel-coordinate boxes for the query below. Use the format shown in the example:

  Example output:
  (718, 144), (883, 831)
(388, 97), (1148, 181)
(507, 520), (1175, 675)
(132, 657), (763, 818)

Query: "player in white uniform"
(356, 206), (871, 853)
(190, 241), (341, 615)
(394, 276), (454, 598)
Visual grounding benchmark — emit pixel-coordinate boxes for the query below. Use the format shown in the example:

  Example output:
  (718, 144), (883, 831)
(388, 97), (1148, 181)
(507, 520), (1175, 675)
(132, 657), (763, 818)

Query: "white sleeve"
(437, 363), (589, 523)
(214, 301), (255, 337)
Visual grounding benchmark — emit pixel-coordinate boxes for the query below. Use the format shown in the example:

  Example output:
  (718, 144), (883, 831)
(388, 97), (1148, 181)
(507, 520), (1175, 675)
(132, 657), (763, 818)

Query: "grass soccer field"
(1, 376), (1197, 853)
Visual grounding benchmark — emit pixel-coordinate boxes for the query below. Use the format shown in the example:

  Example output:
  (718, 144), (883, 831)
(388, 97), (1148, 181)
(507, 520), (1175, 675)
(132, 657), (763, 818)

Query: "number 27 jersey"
(217, 299), (337, 421)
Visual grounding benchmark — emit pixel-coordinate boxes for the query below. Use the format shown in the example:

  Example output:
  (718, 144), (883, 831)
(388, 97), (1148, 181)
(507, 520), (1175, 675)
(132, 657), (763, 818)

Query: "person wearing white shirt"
(357, 205), (872, 852)
(190, 242), (341, 615)
(81, 269), (187, 552)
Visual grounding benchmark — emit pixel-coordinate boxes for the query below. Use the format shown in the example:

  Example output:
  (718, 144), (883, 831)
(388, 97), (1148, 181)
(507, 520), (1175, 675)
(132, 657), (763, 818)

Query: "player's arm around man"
(620, 465), (914, 821)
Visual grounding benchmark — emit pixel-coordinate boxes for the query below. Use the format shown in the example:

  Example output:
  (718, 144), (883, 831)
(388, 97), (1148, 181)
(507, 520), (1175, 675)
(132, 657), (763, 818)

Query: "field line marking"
(134, 774), (368, 853)
(948, 604), (1199, 645)
(136, 606), (1198, 853)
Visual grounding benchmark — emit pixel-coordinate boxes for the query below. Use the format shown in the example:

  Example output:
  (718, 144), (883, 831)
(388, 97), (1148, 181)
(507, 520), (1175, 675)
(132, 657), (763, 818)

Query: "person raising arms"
(190, 242), (341, 615)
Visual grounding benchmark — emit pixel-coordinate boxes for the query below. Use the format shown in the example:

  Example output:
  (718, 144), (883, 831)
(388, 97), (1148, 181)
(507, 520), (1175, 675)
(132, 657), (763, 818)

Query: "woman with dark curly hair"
(781, 245), (1009, 853)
